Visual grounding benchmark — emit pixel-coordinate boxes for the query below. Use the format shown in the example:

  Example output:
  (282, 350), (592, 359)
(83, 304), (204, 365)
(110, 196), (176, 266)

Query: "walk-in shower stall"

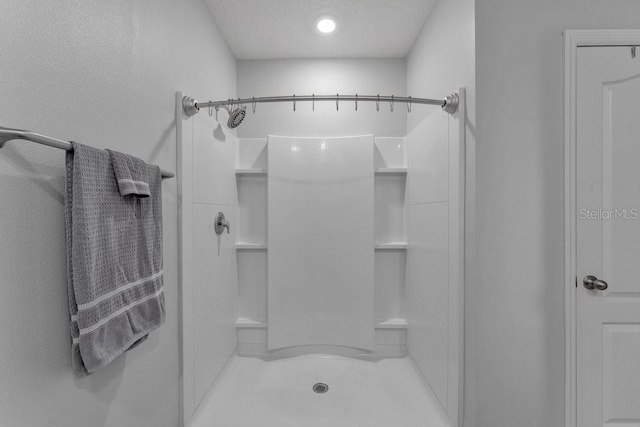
(177, 79), (465, 426)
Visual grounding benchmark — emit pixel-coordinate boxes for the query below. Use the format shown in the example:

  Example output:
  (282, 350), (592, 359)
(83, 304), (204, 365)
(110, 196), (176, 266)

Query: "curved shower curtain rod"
(181, 92), (459, 121)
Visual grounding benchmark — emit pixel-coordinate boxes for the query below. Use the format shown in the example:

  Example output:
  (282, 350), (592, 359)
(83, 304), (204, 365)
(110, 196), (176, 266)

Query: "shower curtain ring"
(252, 97), (256, 114)
(208, 104), (213, 117)
(355, 94), (358, 111)
(376, 95), (380, 112)
(407, 96), (412, 113)
(312, 94), (315, 112)
(293, 94), (296, 112)
(336, 94), (339, 111)
(390, 95), (395, 112)
(215, 106), (219, 121)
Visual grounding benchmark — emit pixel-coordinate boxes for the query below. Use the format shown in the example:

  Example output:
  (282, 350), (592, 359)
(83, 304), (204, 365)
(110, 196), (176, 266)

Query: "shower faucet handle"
(214, 211), (230, 235)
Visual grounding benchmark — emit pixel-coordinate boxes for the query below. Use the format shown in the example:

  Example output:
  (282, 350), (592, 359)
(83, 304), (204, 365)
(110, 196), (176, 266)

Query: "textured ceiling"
(204, 0), (437, 59)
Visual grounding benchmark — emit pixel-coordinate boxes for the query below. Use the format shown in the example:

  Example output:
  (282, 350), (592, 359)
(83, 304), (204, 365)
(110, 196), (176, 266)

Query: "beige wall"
(475, 1), (640, 426)
(0, 1), (236, 426)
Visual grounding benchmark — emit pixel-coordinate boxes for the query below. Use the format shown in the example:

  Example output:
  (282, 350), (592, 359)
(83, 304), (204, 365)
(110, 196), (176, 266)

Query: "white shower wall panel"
(193, 290), (237, 405)
(407, 201), (450, 407)
(407, 292), (449, 407)
(179, 105), (239, 421)
(236, 136), (404, 169)
(267, 135), (375, 351)
(407, 202), (449, 321)
(407, 113), (449, 205)
(192, 117), (237, 206)
(374, 137), (406, 169)
(236, 137), (268, 170)
(405, 100), (464, 424)
(193, 203), (238, 320)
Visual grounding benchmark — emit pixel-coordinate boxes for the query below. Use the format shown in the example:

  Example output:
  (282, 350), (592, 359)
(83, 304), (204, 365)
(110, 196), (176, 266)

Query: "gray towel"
(106, 149), (152, 197)
(64, 142), (165, 377)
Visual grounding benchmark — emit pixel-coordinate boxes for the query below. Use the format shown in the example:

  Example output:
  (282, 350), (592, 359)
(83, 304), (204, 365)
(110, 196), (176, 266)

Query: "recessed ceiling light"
(316, 18), (336, 34)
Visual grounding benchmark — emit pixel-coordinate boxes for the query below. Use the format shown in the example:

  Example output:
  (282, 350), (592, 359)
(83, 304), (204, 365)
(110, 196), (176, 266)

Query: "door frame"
(563, 29), (640, 427)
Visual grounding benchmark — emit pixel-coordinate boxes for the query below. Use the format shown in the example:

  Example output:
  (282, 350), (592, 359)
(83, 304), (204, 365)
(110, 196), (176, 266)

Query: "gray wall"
(237, 59), (407, 138)
(407, 0), (475, 133)
(0, 0), (236, 426)
(475, 1), (640, 426)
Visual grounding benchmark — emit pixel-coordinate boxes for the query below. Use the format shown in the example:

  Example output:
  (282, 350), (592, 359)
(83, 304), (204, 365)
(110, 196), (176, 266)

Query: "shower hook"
(293, 94), (296, 112)
(376, 95), (380, 112)
(312, 94), (315, 112)
(252, 97), (256, 114)
(215, 106), (220, 121)
(407, 96), (412, 113)
(208, 104), (214, 118)
(336, 94), (339, 111)
(355, 94), (358, 111)
(390, 95), (395, 112)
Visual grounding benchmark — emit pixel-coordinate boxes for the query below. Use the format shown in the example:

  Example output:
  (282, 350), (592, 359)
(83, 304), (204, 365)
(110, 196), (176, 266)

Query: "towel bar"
(0, 125), (175, 179)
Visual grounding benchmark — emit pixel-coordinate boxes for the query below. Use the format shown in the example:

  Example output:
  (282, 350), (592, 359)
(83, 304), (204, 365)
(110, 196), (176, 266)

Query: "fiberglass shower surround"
(179, 85), (465, 426)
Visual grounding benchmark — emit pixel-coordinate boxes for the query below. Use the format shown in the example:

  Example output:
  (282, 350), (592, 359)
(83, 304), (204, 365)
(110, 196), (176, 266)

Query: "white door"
(577, 46), (640, 426)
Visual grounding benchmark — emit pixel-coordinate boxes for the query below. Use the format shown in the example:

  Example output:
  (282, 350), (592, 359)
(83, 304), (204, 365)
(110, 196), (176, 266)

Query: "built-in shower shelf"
(236, 318), (267, 328)
(236, 168), (267, 176)
(236, 242), (268, 250)
(374, 242), (408, 250)
(375, 168), (407, 175)
(376, 319), (408, 329)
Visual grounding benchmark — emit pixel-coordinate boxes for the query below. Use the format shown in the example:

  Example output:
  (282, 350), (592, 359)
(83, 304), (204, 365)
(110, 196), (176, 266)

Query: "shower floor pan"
(189, 354), (451, 427)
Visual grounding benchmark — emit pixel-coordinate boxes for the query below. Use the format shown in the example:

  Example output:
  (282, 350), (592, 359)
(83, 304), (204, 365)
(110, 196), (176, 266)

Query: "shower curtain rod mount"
(181, 92), (459, 119)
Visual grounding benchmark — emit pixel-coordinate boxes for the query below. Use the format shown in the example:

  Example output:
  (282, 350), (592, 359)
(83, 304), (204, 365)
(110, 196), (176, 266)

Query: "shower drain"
(312, 383), (329, 394)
